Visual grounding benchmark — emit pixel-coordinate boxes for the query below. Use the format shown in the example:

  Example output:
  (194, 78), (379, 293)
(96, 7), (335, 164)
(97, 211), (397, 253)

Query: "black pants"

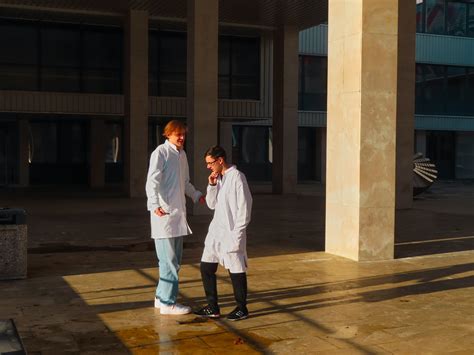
(200, 262), (247, 311)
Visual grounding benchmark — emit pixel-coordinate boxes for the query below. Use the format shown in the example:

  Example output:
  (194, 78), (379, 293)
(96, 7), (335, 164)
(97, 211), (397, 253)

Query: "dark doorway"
(29, 120), (89, 184)
(426, 131), (456, 179)
(0, 121), (19, 186)
(232, 125), (272, 182)
(298, 127), (318, 181)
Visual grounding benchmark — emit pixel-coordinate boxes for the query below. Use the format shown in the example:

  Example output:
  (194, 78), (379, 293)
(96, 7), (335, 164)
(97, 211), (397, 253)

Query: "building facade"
(0, 0), (454, 261)
(295, 0), (474, 182)
(0, 12), (281, 189)
(2, 1), (471, 189)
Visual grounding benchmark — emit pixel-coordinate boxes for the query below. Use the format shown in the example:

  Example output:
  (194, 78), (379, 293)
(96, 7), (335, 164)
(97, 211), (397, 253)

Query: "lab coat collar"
(222, 165), (236, 179)
(222, 165), (236, 175)
(165, 139), (180, 153)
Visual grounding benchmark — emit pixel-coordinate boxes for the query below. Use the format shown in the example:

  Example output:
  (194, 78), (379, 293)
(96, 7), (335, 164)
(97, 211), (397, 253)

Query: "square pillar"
(187, 0), (219, 214)
(124, 10), (148, 197)
(89, 119), (106, 188)
(326, 0), (414, 261)
(272, 26), (298, 194)
(18, 119), (29, 187)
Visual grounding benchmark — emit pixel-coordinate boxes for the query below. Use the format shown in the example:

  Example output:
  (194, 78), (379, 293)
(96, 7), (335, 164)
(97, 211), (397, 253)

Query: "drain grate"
(0, 319), (26, 355)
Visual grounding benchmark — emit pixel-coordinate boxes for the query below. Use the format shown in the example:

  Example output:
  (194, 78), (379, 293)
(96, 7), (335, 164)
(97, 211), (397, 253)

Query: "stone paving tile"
(312, 346), (393, 355)
(131, 338), (212, 355)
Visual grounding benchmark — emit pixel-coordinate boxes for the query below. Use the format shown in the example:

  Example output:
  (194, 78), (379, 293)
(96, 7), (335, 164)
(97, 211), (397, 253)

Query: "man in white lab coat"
(146, 120), (204, 315)
(195, 146), (253, 321)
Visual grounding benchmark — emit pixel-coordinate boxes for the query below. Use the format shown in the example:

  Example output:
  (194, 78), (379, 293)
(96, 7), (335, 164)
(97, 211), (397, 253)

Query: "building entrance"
(0, 121), (19, 186)
(29, 120), (89, 184)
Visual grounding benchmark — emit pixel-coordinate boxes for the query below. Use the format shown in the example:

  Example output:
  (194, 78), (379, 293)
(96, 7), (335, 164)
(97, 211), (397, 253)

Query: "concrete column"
(89, 119), (106, 188)
(272, 26), (298, 194)
(124, 10), (148, 197)
(187, 0), (218, 214)
(18, 119), (29, 187)
(326, 0), (414, 261)
(396, 0), (416, 209)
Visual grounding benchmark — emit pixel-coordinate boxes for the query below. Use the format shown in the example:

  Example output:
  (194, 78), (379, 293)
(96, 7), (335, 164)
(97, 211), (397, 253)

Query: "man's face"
(205, 155), (223, 174)
(167, 129), (186, 149)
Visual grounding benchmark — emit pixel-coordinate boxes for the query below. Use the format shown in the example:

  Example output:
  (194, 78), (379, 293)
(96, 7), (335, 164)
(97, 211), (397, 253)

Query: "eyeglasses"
(205, 159), (217, 166)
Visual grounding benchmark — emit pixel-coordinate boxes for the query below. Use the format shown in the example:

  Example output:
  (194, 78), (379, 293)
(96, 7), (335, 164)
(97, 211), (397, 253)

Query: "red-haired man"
(146, 120), (204, 315)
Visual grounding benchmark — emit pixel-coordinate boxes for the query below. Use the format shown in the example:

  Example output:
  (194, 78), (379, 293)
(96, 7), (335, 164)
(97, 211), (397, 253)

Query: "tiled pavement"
(1, 181), (473, 354)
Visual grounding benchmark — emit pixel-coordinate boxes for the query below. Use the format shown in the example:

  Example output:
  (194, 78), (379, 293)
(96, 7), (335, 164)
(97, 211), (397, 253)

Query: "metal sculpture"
(413, 153), (438, 196)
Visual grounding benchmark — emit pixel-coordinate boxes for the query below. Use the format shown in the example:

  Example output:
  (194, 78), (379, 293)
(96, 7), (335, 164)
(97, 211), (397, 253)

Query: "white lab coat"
(201, 165), (252, 273)
(146, 140), (202, 239)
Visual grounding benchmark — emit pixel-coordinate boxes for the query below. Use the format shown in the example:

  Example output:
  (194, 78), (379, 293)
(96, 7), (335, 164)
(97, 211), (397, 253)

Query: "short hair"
(204, 145), (227, 162)
(163, 120), (187, 137)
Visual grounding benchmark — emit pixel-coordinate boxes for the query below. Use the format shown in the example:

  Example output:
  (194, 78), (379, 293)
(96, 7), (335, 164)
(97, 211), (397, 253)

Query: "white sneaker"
(154, 298), (161, 308)
(160, 303), (192, 315)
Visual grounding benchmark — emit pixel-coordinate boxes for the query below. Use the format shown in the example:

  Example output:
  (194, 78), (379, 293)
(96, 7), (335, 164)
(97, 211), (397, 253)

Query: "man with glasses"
(195, 145), (253, 321)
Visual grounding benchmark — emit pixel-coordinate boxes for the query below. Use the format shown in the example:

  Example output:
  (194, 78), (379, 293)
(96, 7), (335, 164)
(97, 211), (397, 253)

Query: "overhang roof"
(0, 0), (327, 30)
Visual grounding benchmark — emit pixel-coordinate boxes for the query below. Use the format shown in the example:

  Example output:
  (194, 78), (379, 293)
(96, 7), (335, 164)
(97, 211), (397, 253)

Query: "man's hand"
(154, 207), (168, 217)
(208, 172), (219, 186)
(199, 196), (206, 204)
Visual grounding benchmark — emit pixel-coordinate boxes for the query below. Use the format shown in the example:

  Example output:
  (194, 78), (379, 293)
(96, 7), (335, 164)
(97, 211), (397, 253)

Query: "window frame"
(418, 0), (474, 38)
(148, 30), (187, 98)
(0, 18), (123, 94)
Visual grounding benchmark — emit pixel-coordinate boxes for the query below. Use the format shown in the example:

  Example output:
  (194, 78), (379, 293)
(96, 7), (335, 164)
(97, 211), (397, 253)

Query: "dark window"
(423, 64), (446, 114)
(218, 37), (231, 99)
(298, 127), (318, 181)
(299, 55), (327, 111)
(29, 120), (88, 184)
(417, 1), (425, 32)
(415, 64), (425, 114)
(447, 1), (467, 35)
(0, 121), (20, 185)
(105, 121), (124, 183)
(0, 20), (38, 90)
(455, 131), (474, 178)
(149, 31), (187, 97)
(30, 122), (58, 163)
(415, 63), (474, 115)
(469, 3), (474, 36)
(417, 0), (474, 38)
(40, 25), (81, 92)
(58, 122), (87, 164)
(426, 131), (455, 179)
(446, 66), (467, 114)
(467, 68), (474, 115)
(83, 28), (122, 94)
(232, 125), (271, 181)
(219, 36), (260, 100)
(0, 19), (122, 94)
(426, 0), (446, 34)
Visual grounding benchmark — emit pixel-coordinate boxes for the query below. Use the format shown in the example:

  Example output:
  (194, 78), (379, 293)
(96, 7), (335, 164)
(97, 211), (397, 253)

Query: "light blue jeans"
(154, 236), (183, 305)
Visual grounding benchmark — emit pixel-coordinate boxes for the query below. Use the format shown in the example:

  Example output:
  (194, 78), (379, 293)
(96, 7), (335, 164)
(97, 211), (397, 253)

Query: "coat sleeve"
(228, 174), (252, 252)
(182, 153), (202, 203)
(145, 149), (169, 212)
(206, 184), (218, 210)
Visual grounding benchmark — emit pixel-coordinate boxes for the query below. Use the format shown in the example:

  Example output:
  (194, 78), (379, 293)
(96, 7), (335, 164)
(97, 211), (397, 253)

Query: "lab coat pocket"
(150, 212), (171, 237)
(226, 230), (244, 253)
